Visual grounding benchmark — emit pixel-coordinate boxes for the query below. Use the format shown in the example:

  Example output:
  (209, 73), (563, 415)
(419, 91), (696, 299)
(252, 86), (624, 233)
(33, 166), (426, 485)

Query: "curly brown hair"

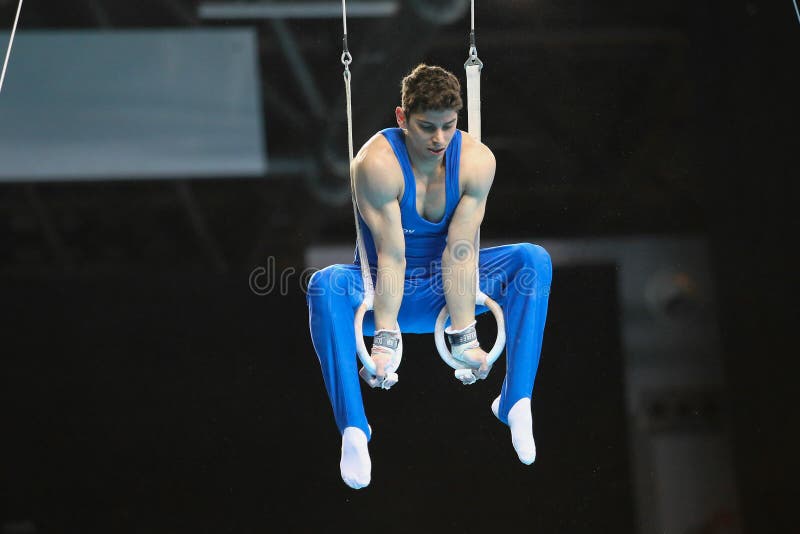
(401, 64), (463, 116)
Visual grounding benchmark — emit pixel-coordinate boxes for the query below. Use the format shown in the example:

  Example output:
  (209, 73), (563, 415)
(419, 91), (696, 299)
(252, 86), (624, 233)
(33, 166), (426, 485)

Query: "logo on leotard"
(403, 228), (415, 234)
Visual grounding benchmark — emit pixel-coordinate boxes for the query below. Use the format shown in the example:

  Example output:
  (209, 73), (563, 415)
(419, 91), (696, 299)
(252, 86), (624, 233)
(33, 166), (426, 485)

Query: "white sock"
(492, 396), (536, 465)
(340, 427), (371, 489)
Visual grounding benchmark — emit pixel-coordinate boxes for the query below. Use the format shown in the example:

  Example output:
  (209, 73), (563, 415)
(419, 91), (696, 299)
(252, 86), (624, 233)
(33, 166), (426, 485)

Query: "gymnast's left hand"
(460, 346), (491, 380)
(370, 343), (394, 382)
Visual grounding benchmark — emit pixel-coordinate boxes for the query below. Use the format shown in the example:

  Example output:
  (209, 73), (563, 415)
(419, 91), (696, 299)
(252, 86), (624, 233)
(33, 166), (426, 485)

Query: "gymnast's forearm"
(373, 252), (405, 330)
(442, 242), (477, 330)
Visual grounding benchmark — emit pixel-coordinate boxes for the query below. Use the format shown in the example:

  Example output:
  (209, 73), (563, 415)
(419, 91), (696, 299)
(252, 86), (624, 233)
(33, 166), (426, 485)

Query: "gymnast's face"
(395, 107), (458, 163)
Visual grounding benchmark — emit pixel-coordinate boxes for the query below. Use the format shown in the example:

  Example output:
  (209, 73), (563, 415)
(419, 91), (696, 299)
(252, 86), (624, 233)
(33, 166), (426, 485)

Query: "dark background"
(1, 0), (797, 532)
(3, 265), (631, 533)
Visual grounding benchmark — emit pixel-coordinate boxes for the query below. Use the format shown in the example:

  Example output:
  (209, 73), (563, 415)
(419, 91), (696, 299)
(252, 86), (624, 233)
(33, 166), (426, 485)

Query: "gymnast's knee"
(306, 265), (354, 306)
(513, 243), (553, 287)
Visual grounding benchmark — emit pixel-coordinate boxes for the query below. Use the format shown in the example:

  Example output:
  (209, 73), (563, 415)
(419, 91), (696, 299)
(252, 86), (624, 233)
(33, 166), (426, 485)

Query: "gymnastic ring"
(354, 299), (403, 378)
(434, 291), (506, 373)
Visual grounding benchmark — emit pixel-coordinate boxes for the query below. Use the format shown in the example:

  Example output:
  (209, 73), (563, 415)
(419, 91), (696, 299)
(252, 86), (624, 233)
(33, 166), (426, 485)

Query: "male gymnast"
(307, 64), (552, 489)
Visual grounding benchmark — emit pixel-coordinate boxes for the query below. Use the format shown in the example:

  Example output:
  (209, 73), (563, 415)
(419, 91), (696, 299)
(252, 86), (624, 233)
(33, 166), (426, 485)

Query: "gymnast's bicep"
(448, 146), (496, 245)
(353, 158), (405, 262)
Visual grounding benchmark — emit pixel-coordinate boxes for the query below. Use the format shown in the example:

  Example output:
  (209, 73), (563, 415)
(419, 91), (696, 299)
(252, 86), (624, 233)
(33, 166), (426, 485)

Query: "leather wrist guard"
(372, 328), (401, 353)
(444, 320), (480, 364)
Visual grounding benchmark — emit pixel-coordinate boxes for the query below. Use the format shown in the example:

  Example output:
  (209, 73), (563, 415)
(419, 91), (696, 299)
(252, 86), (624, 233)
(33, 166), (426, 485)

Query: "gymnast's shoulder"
(352, 132), (403, 199)
(458, 129), (496, 193)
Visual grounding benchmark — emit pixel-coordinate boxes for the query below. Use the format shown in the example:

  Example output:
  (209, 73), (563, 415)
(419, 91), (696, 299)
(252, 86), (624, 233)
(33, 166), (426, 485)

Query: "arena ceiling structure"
(1, 0), (720, 275)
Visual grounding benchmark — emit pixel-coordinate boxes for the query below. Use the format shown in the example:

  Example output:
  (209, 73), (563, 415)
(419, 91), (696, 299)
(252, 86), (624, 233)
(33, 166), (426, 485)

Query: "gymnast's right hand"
(370, 328), (401, 380)
(370, 346), (393, 381)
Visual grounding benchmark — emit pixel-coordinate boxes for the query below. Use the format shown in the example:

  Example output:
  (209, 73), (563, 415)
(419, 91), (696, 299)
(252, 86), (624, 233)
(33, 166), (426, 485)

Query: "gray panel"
(0, 29), (267, 181)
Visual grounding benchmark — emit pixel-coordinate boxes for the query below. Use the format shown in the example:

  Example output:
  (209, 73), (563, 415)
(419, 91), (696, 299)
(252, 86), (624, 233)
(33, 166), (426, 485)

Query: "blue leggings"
(306, 243), (552, 440)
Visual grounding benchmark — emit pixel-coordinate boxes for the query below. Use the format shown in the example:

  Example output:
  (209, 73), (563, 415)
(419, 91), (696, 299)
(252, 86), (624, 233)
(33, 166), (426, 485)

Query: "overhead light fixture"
(198, 1), (399, 20)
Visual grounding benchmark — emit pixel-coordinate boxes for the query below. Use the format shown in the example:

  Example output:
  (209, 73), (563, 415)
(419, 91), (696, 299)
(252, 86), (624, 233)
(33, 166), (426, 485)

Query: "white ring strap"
(0, 0), (24, 94)
(434, 0), (508, 381)
(341, 0), (402, 380)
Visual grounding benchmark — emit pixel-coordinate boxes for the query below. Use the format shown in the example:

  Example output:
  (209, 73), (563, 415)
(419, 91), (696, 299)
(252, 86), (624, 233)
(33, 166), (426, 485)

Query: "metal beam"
(23, 184), (75, 271)
(269, 18), (327, 119)
(160, 0), (201, 25)
(174, 181), (229, 273)
(83, 0), (113, 26)
(432, 27), (688, 48)
(198, 1), (398, 20)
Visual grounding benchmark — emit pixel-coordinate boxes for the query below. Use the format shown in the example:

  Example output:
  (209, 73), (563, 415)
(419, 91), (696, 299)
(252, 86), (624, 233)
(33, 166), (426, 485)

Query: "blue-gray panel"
(0, 29), (267, 181)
